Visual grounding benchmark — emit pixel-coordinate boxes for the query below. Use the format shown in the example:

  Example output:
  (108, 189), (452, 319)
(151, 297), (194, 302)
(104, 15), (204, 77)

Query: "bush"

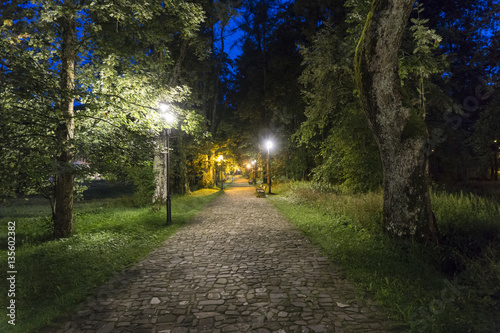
(198, 170), (214, 188)
(127, 163), (155, 207)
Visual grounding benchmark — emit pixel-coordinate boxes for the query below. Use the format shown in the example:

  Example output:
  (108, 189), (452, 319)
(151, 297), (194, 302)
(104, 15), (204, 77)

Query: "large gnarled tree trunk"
(355, 0), (439, 243)
(54, 1), (76, 238)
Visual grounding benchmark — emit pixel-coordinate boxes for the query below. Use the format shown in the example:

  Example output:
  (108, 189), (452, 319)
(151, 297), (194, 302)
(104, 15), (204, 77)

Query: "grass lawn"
(0, 187), (221, 333)
(268, 181), (500, 333)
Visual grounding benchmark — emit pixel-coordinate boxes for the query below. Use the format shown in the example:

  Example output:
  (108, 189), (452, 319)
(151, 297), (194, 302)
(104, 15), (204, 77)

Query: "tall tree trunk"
(173, 134), (188, 194)
(153, 39), (188, 204)
(494, 143), (498, 181)
(355, 0), (439, 243)
(169, 40), (188, 87)
(54, 1), (76, 238)
(209, 25), (225, 136)
(153, 131), (167, 204)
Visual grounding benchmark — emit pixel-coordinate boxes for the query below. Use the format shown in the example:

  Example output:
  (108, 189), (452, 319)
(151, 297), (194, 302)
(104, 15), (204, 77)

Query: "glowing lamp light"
(162, 112), (175, 124)
(157, 101), (175, 225)
(159, 102), (175, 124)
(159, 102), (169, 113)
(266, 140), (273, 151)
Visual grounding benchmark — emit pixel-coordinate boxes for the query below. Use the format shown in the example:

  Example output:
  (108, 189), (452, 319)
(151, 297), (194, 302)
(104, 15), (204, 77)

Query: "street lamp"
(159, 102), (175, 224)
(265, 140), (273, 194)
(252, 160), (257, 184)
(246, 163), (253, 184)
(218, 155), (224, 191)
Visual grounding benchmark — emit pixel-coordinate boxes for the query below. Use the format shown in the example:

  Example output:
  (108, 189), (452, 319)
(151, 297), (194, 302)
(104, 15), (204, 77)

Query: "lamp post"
(246, 163), (252, 183)
(265, 140), (273, 194)
(159, 102), (175, 224)
(218, 155), (224, 191)
(494, 140), (499, 181)
(247, 163), (254, 184)
(252, 160), (257, 184)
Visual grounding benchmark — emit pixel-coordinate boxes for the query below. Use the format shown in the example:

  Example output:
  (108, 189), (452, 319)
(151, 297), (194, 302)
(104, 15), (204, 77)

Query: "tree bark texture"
(209, 24), (225, 136)
(172, 134), (188, 195)
(54, 1), (76, 238)
(153, 38), (188, 203)
(168, 40), (188, 87)
(355, 0), (439, 243)
(153, 130), (167, 204)
(493, 144), (498, 181)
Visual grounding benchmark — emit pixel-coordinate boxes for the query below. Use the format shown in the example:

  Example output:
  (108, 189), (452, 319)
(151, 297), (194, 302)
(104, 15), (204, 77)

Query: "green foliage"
(227, 1), (313, 180)
(0, 1), (207, 186)
(0, 0), (211, 237)
(296, 1), (451, 192)
(269, 182), (500, 332)
(0, 188), (221, 333)
(297, 13), (382, 192)
(413, 0), (499, 182)
(399, 3), (447, 118)
(401, 110), (427, 142)
(311, 109), (383, 192)
(471, 92), (500, 178)
(345, 0), (373, 45)
(199, 170), (215, 188)
(424, 190), (500, 332)
(73, 177), (89, 202)
(409, 5), (442, 55)
(126, 163), (156, 207)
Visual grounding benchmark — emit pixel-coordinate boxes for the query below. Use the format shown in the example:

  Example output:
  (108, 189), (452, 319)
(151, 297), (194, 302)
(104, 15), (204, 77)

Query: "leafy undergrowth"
(0, 189), (220, 333)
(268, 181), (500, 333)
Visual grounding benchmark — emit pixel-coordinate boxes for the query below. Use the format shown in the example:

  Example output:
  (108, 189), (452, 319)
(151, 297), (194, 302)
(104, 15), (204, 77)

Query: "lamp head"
(159, 102), (169, 113)
(159, 102), (175, 125)
(162, 112), (175, 124)
(265, 140), (273, 151)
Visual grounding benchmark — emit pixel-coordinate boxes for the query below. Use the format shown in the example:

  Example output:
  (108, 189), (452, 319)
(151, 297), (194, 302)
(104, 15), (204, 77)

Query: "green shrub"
(126, 163), (155, 207)
(198, 170), (214, 188)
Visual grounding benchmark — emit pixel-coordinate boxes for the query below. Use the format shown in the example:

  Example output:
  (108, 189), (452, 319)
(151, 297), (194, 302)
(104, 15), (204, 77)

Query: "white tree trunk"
(152, 131), (167, 204)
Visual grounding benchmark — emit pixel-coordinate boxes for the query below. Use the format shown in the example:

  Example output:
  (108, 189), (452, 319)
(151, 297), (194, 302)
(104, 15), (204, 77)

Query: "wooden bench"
(256, 184), (267, 198)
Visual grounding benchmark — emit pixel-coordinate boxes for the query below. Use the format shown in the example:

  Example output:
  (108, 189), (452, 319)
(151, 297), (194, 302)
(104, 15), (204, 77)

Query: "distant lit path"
(45, 176), (404, 333)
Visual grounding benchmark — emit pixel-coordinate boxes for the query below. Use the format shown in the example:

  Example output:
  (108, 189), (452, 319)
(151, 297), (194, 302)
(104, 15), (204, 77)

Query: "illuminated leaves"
(0, 0), (207, 199)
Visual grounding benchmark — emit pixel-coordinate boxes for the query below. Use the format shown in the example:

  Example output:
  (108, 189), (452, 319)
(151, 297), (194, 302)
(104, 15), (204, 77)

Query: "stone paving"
(45, 177), (406, 333)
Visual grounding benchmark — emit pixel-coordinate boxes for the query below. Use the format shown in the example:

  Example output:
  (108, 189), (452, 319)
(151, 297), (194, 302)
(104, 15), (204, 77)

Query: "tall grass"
(0, 189), (220, 333)
(269, 181), (500, 333)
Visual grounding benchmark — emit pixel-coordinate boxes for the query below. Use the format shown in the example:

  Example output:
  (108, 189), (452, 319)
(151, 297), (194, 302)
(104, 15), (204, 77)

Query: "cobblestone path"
(46, 177), (405, 333)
